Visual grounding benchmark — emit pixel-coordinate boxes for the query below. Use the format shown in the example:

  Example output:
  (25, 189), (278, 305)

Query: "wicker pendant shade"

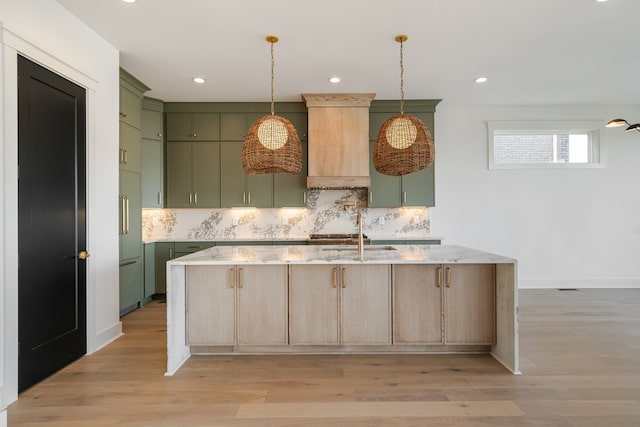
(242, 35), (302, 175)
(373, 35), (435, 176)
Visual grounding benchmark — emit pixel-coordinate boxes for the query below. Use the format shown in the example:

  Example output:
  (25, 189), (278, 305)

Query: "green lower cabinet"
(154, 242), (175, 294)
(119, 257), (142, 314)
(143, 243), (156, 299)
(220, 143), (273, 207)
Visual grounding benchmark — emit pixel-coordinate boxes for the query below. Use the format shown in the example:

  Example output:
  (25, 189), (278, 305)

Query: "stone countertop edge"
(166, 244), (515, 266)
(143, 236), (444, 244)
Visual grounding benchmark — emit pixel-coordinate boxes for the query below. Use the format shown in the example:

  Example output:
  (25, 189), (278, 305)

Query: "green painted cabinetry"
(141, 97), (164, 208)
(368, 101), (439, 208)
(119, 69), (149, 315)
(166, 112), (220, 141)
(220, 143), (273, 208)
(166, 142), (221, 208)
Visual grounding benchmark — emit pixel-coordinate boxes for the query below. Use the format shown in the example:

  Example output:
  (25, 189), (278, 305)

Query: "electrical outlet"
(232, 217), (238, 226)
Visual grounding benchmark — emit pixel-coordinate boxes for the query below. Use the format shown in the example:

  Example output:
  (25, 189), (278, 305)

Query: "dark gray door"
(18, 55), (87, 392)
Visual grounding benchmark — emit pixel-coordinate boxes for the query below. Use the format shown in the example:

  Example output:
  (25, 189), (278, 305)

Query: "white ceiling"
(57, 0), (640, 106)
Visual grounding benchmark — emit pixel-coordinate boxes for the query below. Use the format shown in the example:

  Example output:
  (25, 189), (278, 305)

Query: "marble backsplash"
(142, 189), (431, 241)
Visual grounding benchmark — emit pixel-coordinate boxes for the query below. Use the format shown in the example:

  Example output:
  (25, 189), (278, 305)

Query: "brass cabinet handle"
(119, 195), (124, 235)
(242, 192), (246, 204)
(123, 149), (128, 164)
(436, 266), (442, 288)
(446, 267), (452, 288)
(332, 267), (337, 288)
(369, 192), (373, 204)
(303, 191), (307, 204)
(238, 268), (243, 288)
(228, 268), (234, 288)
(119, 112), (127, 118)
(341, 267), (347, 288)
(78, 251), (90, 260)
(247, 192), (251, 205)
(157, 192), (162, 206)
(125, 196), (130, 234)
(189, 192), (193, 204)
(402, 191), (407, 204)
(169, 247), (174, 259)
(194, 192), (198, 204)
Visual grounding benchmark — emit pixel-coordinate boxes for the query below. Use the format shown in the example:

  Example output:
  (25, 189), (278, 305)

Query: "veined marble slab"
(167, 244), (515, 266)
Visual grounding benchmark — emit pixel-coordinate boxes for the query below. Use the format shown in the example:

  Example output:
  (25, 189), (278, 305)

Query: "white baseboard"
(0, 408), (6, 427)
(519, 278), (640, 289)
(88, 321), (123, 354)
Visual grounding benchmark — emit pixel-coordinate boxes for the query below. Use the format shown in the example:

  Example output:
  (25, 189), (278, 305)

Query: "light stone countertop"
(167, 244), (515, 265)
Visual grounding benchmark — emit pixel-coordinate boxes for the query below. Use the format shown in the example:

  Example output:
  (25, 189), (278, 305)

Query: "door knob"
(78, 251), (90, 260)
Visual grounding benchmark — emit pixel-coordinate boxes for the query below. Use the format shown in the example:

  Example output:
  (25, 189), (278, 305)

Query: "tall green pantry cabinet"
(119, 69), (149, 315)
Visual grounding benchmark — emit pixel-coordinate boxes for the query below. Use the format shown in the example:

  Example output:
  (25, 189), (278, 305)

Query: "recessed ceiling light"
(329, 77), (341, 83)
(192, 77), (206, 84)
(474, 77), (488, 83)
(122, 0), (136, 3)
(596, 0), (608, 3)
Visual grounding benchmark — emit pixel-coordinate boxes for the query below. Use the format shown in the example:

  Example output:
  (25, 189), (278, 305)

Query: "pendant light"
(373, 35), (435, 176)
(242, 35), (302, 175)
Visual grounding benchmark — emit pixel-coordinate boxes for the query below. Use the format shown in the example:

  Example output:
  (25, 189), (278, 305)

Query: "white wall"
(1, 0), (121, 414)
(431, 105), (640, 289)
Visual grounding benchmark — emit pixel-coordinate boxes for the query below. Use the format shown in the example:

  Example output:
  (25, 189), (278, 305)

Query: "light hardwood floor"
(8, 289), (640, 426)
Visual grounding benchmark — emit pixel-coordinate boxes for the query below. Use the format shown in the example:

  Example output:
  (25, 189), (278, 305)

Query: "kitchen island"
(165, 244), (519, 375)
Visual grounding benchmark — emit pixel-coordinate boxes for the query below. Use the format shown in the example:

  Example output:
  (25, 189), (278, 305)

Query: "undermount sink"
(321, 245), (397, 252)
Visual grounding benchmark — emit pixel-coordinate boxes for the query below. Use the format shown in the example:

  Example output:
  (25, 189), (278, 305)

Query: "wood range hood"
(302, 93), (375, 188)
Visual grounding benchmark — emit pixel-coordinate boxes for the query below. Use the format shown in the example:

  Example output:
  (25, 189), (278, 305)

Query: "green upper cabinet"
(119, 124), (142, 173)
(166, 112), (220, 141)
(220, 142), (273, 208)
(166, 142), (220, 208)
(221, 112), (264, 141)
(367, 102), (440, 207)
(119, 86), (142, 129)
(141, 97), (164, 208)
(273, 140), (308, 207)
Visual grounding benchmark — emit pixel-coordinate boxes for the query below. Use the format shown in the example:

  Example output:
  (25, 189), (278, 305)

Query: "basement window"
(488, 121), (602, 169)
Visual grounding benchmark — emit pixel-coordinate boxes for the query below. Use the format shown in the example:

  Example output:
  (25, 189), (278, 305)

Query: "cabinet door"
(143, 243), (155, 299)
(193, 143), (221, 207)
(141, 108), (163, 141)
(119, 258), (142, 312)
(444, 264), (495, 345)
(119, 170), (142, 261)
(273, 141), (307, 207)
(246, 173), (273, 208)
(192, 113), (220, 141)
(340, 264), (391, 345)
(166, 113), (193, 141)
(279, 112), (308, 141)
(221, 112), (248, 141)
(401, 168), (435, 207)
(368, 139), (401, 207)
(289, 265), (339, 345)
(393, 265), (443, 344)
(141, 138), (163, 207)
(165, 142), (193, 208)
(220, 143), (246, 207)
(119, 123), (142, 173)
(186, 265), (236, 345)
(119, 86), (142, 129)
(154, 242), (174, 294)
(237, 265), (288, 345)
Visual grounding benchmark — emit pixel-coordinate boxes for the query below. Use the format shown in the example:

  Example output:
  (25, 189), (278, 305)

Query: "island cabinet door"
(186, 265), (236, 346)
(340, 264), (392, 345)
(443, 264), (496, 345)
(289, 265), (340, 345)
(392, 264), (443, 344)
(236, 265), (288, 346)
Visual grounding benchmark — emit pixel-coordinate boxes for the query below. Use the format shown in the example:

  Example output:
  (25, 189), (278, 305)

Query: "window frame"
(487, 120), (603, 170)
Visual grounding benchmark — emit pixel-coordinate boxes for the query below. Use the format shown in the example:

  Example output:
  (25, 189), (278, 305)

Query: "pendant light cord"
(270, 40), (275, 116)
(399, 39), (405, 116)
